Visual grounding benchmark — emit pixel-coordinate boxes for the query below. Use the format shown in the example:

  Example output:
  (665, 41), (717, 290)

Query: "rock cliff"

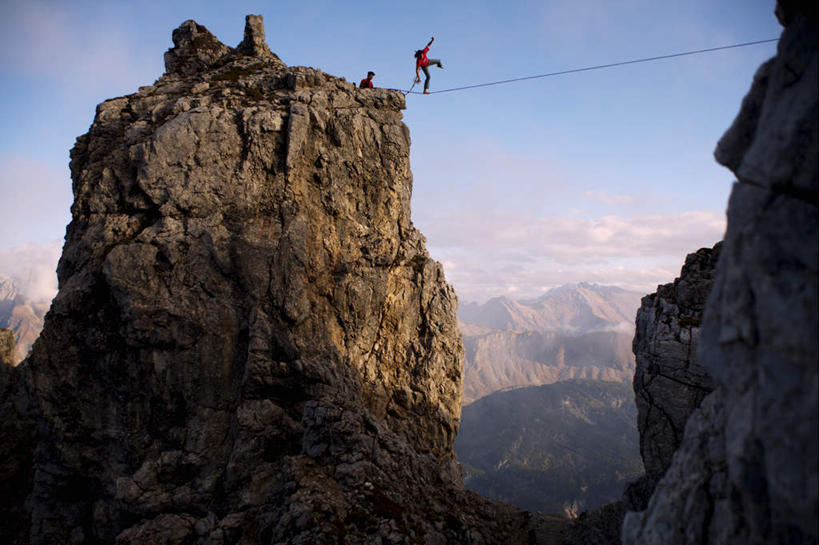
(632, 243), (720, 489)
(623, 2), (818, 544)
(0, 16), (563, 545)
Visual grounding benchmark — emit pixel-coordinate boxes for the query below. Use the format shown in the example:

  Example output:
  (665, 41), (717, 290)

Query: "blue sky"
(0, 0), (781, 302)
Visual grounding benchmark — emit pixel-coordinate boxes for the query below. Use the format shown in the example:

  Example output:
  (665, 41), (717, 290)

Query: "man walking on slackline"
(414, 36), (443, 94)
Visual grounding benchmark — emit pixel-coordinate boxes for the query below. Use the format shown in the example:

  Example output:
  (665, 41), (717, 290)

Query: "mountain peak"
(459, 282), (641, 334)
(0, 276), (21, 302)
(163, 15), (284, 77)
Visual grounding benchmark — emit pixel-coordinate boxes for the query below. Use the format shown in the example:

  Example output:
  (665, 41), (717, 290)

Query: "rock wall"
(1, 16), (564, 545)
(623, 3), (818, 544)
(632, 243), (720, 488)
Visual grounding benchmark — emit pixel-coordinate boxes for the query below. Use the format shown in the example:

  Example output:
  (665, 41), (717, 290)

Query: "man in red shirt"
(414, 36), (444, 94)
(359, 71), (375, 88)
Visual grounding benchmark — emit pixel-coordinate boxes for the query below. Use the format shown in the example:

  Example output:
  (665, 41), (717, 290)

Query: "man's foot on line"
(438, 64), (444, 69)
(423, 90), (430, 94)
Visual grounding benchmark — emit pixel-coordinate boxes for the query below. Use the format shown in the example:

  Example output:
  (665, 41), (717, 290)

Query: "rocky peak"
(0, 15), (562, 545)
(236, 14), (274, 58)
(163, 15), (283, 77)
(163, 20), (231, 76)
(0, 276), (47, 365)
(0, 276), (21, 302)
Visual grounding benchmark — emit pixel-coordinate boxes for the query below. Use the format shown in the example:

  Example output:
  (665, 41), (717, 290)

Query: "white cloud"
(583, 189), (636, 206)
(420, 209), (725, 303)
(0, 241), (62, 303)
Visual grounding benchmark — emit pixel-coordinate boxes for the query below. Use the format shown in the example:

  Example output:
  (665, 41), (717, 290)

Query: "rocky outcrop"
(0, 328), (14, 365)
(623, 3), (818, 544)
(1, 15), (564, 545)
(632, 243), (720, 489)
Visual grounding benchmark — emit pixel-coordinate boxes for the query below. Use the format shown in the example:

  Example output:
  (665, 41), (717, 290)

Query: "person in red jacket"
(414, 37), (444, 94)
(359, 71), (375, 88)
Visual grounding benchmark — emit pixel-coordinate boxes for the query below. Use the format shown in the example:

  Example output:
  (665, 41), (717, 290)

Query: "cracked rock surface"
(623, 3), (818, 544)
(0, 15), (565, 545)
(632, 243), (720, 489)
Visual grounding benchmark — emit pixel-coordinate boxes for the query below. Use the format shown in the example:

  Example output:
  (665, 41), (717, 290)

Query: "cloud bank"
(420, 209), (725, 302)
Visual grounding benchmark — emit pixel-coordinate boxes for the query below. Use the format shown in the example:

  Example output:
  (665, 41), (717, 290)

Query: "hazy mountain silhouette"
(0, 276), (47, 364)
(458, 283), (642, 404)
(459, 283), (641, 334)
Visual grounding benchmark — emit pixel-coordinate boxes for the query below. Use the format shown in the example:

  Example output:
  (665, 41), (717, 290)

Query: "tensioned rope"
(402, 38), (777, 95)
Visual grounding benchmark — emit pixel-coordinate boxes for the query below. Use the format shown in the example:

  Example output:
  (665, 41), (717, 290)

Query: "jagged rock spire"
(237, 14), (273, 57)
(163, 15), (282, 76)
(163, 20), (231, 76)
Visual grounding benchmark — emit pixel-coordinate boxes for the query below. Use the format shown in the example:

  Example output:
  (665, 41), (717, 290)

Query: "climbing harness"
(401, 38), (777, 96)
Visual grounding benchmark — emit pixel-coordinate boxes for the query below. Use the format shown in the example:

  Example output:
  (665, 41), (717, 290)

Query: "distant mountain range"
(455, 379), (643, 516)
(0, 276), (48, 364)
(459, 282), (641, 334)
(458, 283), (643, 404)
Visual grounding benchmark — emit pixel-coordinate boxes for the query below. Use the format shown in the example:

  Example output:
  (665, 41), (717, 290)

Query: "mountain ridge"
(456, 379), (643, 516)
(459, 282), (642, 334)
(0, 276), (48, 364)
(459, 282), (641, 404)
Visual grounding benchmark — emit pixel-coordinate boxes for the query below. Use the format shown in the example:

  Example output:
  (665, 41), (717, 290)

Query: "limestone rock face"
(623, 4), (818, 544)
(0, 16), (563, 545)
(632, 243), (720, 487)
